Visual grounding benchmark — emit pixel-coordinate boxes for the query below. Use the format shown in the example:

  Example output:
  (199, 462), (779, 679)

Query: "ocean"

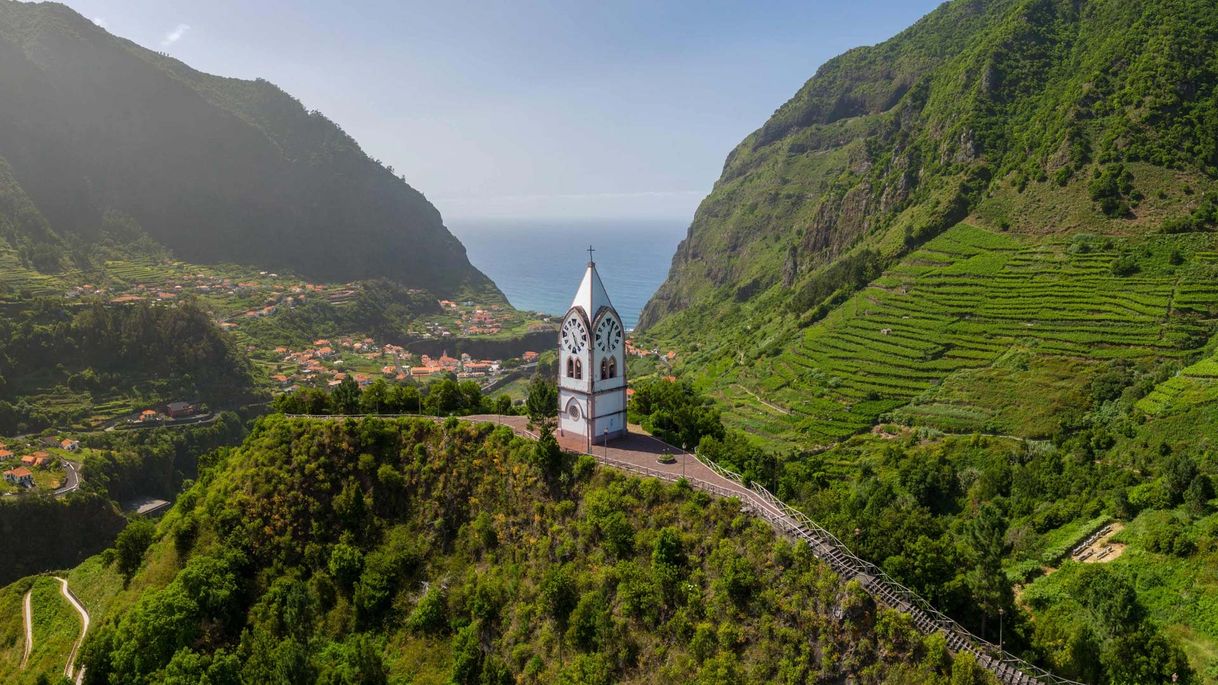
(448, 218), (688, 330)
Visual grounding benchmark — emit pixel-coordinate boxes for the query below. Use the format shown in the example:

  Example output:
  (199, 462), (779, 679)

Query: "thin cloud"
(92, 17), (107, 29)
(160, 23), (191, 48)
(435, 190), (705, 203)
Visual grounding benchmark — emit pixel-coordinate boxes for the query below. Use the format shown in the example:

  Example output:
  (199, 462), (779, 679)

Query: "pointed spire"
(570, 249), (614, 320)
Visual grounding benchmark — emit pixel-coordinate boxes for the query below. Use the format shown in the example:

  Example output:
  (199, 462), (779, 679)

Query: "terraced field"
(1137, 348), (1218, 416)
(0, 244), (64, 298)
(721, 224), (1218, 446)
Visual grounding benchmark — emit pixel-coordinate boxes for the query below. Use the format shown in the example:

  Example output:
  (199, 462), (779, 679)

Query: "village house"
(0, 449), (12, 460)
(167, 401), (194, 418)
(60, 439), (80, 452)
(3, 467), (33, 488)
(19, 451), (50, 469)
(140, 409), (161, 422)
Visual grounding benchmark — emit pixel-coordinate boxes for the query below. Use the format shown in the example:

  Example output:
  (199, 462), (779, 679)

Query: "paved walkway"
(467, 415), (775, 505)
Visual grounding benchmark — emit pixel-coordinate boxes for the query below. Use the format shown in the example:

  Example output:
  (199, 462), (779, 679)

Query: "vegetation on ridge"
(67, 416), (994, 685)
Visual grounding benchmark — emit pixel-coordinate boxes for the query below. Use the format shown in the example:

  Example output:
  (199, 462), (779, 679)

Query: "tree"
(422, 378), (463, 415)
(964, 503), (1010, 639)
(331, 377), (361, 415)
(405, 587), (448, 635)
(525, 374), (558, 430)
(630, 377), (725, 448)
(328, 544), (364, 593)
(533, 423), (564, 480)
(1164, 454), (1199, 506)
(1185, 474), (1214, 516)
(450, 621), (483, 685)
(493, 394), (512, 415)
(388, 383), (421, 413)
(359, 379), (390, 414)
(114, 518), (156, 580)
(540, 564), (578, 625)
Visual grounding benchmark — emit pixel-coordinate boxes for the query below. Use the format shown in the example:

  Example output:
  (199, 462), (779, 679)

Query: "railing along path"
(286, 413), (1083, 685)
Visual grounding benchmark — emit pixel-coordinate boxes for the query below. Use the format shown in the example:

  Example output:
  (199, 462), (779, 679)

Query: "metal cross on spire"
(587, 245), (595, 265)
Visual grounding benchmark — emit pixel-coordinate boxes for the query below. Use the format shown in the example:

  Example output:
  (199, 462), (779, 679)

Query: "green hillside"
(0, 1), (498, 298)
(0, 299), (260, 433)
(672, 222), (1218, 448)
(638, 0), (1218, 449)
(626, 1), (1218, 680)
(26, 416), (992, 685)
(642, 0), (1218, 331)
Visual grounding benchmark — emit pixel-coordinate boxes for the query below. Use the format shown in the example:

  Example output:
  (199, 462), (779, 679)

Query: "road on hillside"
(20, 589), (31, 669)
(56, 577), (89, 685)
(104, 412), (218, 432)
(52, 460), (81, 497)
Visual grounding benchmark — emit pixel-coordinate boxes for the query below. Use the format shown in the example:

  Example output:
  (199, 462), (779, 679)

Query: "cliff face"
(0, 1), (500, 297)
(639, 0), (1218, 329)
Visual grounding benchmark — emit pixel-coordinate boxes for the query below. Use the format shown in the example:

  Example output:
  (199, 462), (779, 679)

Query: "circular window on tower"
(568, 402), (581, 421)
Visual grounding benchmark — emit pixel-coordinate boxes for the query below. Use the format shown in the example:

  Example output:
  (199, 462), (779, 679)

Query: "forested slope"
(0, 299), (259, 433)
(65, 416), (992, 685)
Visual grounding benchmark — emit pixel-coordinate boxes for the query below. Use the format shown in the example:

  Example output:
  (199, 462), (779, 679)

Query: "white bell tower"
(558, 247), (627, 449)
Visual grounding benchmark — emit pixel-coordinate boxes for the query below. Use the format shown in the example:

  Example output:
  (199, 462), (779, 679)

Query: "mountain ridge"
(0, 1), (499, 298)
(640, 0), (1218, 331)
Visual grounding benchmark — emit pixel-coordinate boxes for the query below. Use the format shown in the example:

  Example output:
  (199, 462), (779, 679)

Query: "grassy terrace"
(719, 224), (1218, 446)
(1137, 344), (1218, 416)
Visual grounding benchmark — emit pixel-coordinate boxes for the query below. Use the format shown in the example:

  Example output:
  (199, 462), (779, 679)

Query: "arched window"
(566, 357), (574, 378)
(608, 357), (617, 378)
(574, 359), (582, 380)
(600, 358), (609, 380)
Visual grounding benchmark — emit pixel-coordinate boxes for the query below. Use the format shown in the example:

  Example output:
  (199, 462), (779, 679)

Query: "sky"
(64, 0), (942, 221)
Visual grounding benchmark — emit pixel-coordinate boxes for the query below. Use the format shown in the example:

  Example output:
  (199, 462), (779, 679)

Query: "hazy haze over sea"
(448, 219), (687, 330)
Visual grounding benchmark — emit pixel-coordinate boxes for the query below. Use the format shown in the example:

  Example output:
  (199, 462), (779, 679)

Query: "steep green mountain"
(25, 416), (994, 685)
(638, 0), (1218, 447)
(0, 1), (498, 297)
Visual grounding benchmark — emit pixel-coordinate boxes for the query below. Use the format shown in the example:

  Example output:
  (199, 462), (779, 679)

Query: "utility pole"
(998, 608), (1004, 652)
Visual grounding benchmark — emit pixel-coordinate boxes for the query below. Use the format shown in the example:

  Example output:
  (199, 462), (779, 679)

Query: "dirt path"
(734, 383), (793, 415)
(56, 576), (89, 685)
(20, 589), (31, 669)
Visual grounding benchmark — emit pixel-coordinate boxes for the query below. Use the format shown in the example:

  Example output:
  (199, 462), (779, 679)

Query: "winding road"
(18, 578), (88, 682)
(20, 589), (31, 670)
(52, 460), (81, 497)
(57, 576), (89, 685)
